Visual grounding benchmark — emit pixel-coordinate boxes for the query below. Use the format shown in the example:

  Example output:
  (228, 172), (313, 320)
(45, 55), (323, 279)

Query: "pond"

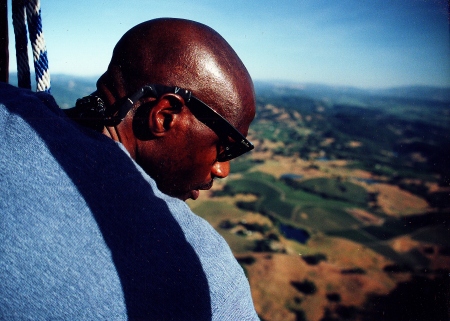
(280, 173), (304, 180)
(279, 223), (310, 244)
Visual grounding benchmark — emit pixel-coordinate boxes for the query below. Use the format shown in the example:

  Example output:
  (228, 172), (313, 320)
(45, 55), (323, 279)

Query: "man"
(0, 18), (259, 320)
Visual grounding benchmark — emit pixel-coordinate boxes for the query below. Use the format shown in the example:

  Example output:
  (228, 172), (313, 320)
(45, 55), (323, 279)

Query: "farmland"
(188, 82), (450, 321)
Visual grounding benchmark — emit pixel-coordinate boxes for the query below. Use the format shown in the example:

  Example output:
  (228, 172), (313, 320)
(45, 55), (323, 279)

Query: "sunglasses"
(107, 84), (254, 162)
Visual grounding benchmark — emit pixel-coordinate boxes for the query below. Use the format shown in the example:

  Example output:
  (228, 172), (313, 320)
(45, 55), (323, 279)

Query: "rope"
(12, 0), (30, 89)
(1, 0), (9, 83)
(12, 0), (50, 93)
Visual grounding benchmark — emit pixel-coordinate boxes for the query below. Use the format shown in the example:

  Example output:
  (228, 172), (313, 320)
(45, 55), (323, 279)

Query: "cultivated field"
(188, 83), (450, 321)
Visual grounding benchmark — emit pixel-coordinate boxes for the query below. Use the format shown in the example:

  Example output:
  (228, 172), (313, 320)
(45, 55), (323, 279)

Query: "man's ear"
(148, 93), (185, 136)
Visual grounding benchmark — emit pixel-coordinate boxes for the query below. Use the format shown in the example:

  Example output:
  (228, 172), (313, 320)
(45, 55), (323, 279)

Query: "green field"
(220, 172), (368, 232)
(213, 170), (445, 267)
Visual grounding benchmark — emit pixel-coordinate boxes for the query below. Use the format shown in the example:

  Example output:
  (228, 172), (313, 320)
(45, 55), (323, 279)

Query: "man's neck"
(103, 126), (120, 142)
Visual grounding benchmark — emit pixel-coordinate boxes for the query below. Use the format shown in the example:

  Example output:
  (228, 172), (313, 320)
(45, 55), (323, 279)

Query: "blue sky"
(7, 0), (450, 89)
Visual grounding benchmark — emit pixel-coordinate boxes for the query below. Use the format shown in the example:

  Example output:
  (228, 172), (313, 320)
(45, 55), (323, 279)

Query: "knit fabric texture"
(0, 82), (259, 321)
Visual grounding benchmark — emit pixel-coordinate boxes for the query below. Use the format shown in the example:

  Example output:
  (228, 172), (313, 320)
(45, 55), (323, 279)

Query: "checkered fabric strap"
(12, 0), (50, 93)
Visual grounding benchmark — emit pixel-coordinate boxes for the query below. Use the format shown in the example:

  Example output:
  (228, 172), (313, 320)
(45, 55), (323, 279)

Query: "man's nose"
(211, 161), (230, 179)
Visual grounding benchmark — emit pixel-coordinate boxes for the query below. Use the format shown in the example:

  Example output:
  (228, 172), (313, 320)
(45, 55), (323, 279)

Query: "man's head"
(96, 18), (256, 201)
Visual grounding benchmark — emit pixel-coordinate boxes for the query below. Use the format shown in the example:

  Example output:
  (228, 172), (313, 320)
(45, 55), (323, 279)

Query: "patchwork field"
(189, 155), (449, 321)
(188, 83), (450, 321)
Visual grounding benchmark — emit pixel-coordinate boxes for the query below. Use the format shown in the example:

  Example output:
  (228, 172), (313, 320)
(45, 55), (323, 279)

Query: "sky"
(6, 0), (450, 89)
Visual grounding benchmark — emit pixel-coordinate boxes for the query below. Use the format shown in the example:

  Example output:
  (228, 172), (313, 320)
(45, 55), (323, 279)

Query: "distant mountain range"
(8, 73), (97, 109)
(7, 74), (450, 108)
(254, 80), (450, 103)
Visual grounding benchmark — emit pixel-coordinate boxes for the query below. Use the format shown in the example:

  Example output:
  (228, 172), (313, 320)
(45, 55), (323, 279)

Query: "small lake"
(279, 223), (310, 244)
(280, 173), (304, 180)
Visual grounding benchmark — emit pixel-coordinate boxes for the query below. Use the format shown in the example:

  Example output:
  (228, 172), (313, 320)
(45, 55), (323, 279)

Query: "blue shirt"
(0, 83), (259, 320)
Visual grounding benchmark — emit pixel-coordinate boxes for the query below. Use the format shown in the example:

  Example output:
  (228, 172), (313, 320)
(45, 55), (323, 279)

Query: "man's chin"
(167, 189), (200, 202)
(162, 181), (213, 201)
(177, 190), (200, 201)
(189, 190), (200, 201)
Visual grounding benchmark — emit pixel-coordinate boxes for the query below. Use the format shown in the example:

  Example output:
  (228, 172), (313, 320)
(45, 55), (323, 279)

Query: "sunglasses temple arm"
(117, 86), (157, 120)
(103, 86), (157, 126)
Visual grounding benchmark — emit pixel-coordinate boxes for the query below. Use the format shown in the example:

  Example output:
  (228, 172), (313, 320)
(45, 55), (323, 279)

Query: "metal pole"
(0, 0), (8, 83)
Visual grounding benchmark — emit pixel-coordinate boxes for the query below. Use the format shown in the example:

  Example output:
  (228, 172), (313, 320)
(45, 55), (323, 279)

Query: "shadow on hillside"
(361, 274), (449, 321)
(320, 273), (449, 321)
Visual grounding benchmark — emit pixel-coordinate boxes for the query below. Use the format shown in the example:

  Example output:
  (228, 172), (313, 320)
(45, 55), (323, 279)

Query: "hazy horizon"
(6, 0), (450, 89)
(9, 72), (450, 92)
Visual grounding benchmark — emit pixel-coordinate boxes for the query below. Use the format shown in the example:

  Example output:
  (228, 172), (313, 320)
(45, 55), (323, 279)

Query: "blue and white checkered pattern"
(12, 0), (50, 93)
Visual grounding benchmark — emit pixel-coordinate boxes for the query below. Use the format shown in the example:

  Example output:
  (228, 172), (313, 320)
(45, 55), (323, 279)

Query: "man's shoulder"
(0, 82), (258, 320)
(0, 82), (61, 116)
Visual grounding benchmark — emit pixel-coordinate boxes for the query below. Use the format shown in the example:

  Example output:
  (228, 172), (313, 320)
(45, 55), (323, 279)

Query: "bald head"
(98, 18), (255, 126)
(94, 18), (256, 200)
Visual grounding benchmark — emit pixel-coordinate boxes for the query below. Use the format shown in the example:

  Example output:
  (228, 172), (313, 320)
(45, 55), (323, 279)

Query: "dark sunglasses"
(109, 84), (254, 162)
